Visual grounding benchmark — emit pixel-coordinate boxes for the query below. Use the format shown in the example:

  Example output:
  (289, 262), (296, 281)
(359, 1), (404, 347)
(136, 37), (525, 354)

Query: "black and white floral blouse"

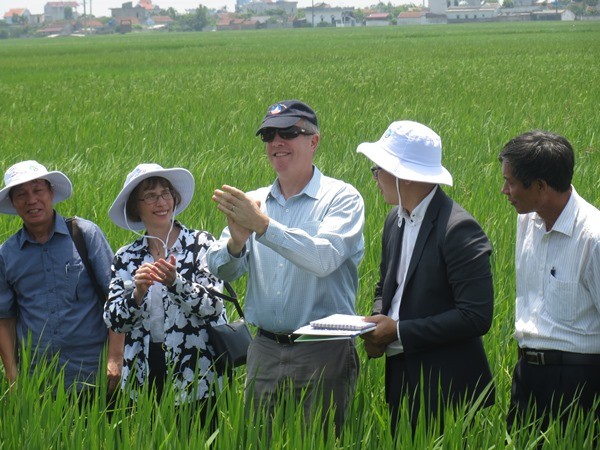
(103, 223), (227, 404)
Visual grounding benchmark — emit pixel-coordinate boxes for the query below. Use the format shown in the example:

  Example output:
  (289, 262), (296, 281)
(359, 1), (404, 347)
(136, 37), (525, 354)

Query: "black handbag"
(206, 282), (252, 374)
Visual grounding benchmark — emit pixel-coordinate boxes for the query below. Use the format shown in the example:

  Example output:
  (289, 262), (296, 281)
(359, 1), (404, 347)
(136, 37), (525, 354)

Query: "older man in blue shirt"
(0, 160), (123, 393)
(207, 100), (365, 433)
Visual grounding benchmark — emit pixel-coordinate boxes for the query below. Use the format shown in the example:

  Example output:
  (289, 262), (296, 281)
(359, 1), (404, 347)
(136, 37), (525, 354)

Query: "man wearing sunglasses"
(207, 100), (365, 434)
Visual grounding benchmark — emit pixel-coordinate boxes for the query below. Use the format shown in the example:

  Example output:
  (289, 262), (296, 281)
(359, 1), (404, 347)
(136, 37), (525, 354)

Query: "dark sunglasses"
(370, 166), (382, 179)
(259, 126), (313, 143)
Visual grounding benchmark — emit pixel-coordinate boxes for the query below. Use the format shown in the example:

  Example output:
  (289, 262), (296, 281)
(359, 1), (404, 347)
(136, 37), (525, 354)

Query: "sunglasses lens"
(278, 129), (300, 140)
(260, 129), (277, 142)
(260, 127), (309, 142)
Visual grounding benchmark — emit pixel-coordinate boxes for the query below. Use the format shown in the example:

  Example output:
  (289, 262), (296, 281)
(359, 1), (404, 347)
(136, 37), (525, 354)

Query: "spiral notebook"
(293, 314), (376, 342)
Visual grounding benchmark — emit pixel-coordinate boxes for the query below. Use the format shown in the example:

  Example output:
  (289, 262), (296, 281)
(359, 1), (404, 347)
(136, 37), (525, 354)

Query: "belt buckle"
(275, 333), (293, 344)
(525, 350), (545, 365)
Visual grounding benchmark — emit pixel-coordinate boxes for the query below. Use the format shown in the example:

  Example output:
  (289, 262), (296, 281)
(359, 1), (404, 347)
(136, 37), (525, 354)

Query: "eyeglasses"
(259, 126), (314, 143)
(138, 190), (173, 205)
(370, 166), (382, 179)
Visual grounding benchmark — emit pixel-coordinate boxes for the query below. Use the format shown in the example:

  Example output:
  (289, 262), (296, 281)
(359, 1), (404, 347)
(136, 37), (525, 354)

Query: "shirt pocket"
(65, 262), (84, 301)
(543, 277), (581, 324)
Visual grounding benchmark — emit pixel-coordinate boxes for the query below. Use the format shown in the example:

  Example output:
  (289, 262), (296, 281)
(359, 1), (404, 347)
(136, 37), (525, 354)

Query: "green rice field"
(1, 21), (599, 448)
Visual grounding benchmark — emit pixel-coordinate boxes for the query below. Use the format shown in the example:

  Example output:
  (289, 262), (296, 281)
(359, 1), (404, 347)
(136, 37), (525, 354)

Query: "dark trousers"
(147, 342), (217, 431)
(148, 342), (167, 401)
(507, 358), (600, 431)
(385, 353), (433, 435)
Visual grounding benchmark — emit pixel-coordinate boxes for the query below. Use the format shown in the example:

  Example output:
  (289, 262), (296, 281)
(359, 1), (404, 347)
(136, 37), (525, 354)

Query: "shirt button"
(285, 209), (289, 213)
(277, 291), (281, 295)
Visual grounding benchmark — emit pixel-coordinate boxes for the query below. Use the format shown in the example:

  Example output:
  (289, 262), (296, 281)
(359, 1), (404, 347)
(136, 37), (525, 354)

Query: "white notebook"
(310, 314), (376, 331)
(293, 314), (376, 342)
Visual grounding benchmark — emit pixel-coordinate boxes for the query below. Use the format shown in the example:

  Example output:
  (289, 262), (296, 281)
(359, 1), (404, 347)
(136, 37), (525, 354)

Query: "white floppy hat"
(357, 121), (453, 186)
(109, 163), (195, 231)
(0, 160), (73, 215)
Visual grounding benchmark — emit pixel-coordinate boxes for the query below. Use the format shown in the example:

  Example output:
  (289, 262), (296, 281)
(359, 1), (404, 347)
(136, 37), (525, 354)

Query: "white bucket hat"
(0, 160), (73, 215)
(357, 121), (453, 186)
(109, 163), (195, 231)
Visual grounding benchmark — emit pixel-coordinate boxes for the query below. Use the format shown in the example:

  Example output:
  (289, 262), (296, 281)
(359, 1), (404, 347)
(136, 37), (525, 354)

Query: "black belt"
(258, 328), (297, 344)
(519, 348), (600, 366)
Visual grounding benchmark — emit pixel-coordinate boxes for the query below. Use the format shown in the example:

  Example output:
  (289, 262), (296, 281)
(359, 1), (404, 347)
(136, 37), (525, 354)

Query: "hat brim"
(109, 168), (195, 231)
(255, 115), (304, 135)
(357, 141), (453, 186)
(0, 171), (73, 215)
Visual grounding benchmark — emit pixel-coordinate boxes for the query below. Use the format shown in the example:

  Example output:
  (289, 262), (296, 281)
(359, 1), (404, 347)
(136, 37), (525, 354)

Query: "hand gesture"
(133, 255), (177, 304)
(213, 185), (267, 255)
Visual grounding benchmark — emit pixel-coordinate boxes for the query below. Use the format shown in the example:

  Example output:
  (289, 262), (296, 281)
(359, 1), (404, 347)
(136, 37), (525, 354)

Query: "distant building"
(561, 9), (576, 20)
(44, 2), (79, 22)
(111, 1), (152, 21)
(30, 13), (45, 24)
(397, 11), (423, 25)
(240, 0), (297, 17)
(530, 8), (563, 20)
(304, 3), (355, 26)
(3, 8), (31, 24)
(36, 19), (73, 35)
(448, 0), (481, 6)
(365, 12), (391, 26)
(147, 14), (173, 29)
(446, 4), (500, 21)
(216, 16), (259, 30)
(429, 0), (447, 15)
(512, 0), (535, 6)
(396, 10), (448, 25)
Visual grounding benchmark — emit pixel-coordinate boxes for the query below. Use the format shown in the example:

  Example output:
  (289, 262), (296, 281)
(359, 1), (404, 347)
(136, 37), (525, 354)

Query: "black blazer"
(376, 188), (495, 411)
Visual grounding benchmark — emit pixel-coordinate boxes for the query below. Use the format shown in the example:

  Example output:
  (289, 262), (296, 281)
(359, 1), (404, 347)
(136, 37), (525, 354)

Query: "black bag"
(191, 233), (251, 374)
(206, 282), (252, 374)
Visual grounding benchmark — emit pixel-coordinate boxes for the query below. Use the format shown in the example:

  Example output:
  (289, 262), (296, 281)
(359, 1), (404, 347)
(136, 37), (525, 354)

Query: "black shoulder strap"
(66, 217), (106, 302)
(192, 231), (244, 319)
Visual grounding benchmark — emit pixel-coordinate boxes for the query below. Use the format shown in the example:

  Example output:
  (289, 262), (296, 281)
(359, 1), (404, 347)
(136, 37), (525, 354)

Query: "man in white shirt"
(207, 100), (365, 434)
(499, 130), (600, 430)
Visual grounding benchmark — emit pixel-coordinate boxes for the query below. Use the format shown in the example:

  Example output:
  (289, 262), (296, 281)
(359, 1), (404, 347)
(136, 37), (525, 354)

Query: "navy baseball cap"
(255, 100), (318, 134)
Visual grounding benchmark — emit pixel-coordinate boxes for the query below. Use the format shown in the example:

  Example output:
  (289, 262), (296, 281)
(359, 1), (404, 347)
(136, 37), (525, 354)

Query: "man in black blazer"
(357, 121), (495, 433)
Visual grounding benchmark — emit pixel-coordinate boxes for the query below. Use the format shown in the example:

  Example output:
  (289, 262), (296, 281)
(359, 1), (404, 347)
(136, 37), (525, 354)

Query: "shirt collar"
(17, 210), (66, 248)
(268, 165), (322, 203)
(535, 186), (577, 237)
(399, 185), (437, 225)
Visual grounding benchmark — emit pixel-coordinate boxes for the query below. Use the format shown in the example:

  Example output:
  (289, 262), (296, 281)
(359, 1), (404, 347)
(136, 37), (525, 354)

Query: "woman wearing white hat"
(103, 164), (227, 419)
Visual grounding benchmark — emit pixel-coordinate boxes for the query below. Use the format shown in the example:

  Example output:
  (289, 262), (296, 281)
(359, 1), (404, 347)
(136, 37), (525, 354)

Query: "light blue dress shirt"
(207, 166), (365, 333)
(0, 212), (113, 389)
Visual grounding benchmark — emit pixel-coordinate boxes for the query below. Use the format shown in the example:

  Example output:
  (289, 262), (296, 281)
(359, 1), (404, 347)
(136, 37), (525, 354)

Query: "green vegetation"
(1, 22), (599, 448)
